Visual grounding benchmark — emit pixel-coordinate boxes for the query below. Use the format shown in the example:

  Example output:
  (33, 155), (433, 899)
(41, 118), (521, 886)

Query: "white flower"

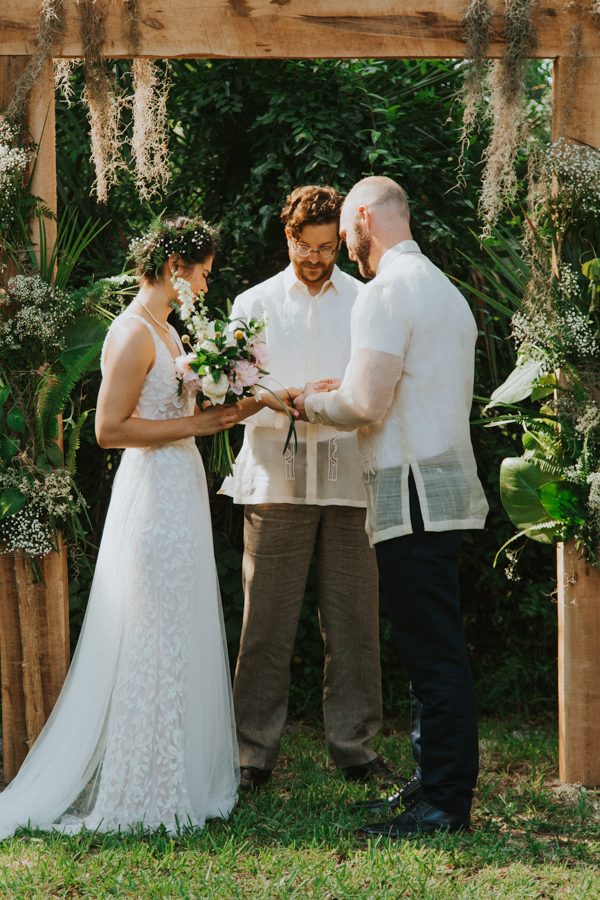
(171, 276), (197, 321)
(201, 371), (230, 405)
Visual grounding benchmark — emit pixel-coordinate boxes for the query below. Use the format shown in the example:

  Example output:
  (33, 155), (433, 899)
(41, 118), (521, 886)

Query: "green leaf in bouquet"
(6, 407), (25, 435)
(0, 488), (27, 520)
(499, 457), (563, 544)
(539, 481), (587, 526)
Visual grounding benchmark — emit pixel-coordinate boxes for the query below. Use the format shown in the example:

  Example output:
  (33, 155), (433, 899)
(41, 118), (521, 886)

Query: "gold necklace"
(139, 302), (170, 334)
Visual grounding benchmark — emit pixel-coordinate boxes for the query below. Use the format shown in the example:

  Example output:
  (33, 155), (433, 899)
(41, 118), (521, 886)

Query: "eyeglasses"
(290, 239), (339, 260)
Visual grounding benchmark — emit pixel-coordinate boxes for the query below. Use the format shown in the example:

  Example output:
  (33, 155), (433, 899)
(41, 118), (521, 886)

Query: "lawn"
(0, 718), (598, 898)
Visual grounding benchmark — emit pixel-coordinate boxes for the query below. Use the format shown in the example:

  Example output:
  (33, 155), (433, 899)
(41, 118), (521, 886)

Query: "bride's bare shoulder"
(103, 315), (155, 369)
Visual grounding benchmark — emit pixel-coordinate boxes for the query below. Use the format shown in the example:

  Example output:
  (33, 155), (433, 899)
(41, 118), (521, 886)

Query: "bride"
(0, 216), (276, 837)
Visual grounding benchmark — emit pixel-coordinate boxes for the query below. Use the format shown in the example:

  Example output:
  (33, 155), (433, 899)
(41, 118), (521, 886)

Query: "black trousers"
(375, 474), (479, 819)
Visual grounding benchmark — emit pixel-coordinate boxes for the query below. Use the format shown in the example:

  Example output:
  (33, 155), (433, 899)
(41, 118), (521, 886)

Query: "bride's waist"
(125, 436), (196, 454)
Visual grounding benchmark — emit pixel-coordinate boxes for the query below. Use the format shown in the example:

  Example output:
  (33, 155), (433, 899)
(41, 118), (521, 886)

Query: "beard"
(293, 257), (336, 285)
(353, 221), (376, 280)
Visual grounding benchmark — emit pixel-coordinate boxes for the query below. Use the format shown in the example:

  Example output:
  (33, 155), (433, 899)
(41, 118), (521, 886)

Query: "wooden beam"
(553, 58), (600, 788)
(0, 1), (599, 60)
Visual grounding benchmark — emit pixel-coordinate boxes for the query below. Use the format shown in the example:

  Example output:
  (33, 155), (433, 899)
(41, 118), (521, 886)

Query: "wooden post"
(0, 58), (68, 784)
(553, 58), (600, 787)
(0, 540), (70, 780)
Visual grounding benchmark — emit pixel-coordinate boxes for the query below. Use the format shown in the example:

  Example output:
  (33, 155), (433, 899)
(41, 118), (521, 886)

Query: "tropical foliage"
(468, 142), (600, 569)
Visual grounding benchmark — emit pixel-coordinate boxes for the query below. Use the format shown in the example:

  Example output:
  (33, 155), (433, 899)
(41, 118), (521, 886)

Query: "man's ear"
(284, 227), (294, 242)
(358, 205), (372, 234)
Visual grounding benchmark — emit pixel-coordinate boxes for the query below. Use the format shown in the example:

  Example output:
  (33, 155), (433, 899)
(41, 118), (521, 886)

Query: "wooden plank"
(557, 543), (600, 785)
(553, 58), (600, 787)
(0, 546), (71, 783)
(0, 1), (599, 60)
(27, 58), (57, 260)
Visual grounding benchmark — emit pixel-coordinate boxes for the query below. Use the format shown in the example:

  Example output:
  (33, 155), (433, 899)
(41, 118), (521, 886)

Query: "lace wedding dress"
(0, 314), (239, 838)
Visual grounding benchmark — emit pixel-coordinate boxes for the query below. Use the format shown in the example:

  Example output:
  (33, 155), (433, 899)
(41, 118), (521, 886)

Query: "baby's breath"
(0, 274), (76, 363)
(0, 116), (31, 231)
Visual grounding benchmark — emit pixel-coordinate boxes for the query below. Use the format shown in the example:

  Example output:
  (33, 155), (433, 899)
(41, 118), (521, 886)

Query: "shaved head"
(340, 176), (412, 279)
(344, 176), (410, 222)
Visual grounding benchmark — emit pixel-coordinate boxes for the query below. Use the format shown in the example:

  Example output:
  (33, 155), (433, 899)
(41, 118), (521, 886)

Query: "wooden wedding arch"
(0, 1), (599, 786)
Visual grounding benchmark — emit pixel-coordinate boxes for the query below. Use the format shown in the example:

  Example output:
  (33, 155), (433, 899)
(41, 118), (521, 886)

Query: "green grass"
(0, 719), (598, 898)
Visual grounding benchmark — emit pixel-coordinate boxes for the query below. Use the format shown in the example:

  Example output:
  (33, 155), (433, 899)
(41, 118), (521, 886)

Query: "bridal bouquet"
(172, 278), (294, 476)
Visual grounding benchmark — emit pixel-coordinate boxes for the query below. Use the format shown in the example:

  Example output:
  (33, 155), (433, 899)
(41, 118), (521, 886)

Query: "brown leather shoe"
(341, 757), (399, 786)
(239, 766), (272, 792)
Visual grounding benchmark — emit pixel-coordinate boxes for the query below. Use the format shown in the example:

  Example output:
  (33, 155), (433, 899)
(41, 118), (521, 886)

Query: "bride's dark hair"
(129, 215), (220, 282)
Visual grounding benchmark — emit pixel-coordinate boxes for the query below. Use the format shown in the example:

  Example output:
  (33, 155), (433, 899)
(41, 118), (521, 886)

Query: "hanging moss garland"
(460, 0), (492, 167)
(6, 0), (66, 127)
(479, 0), (537, 233)
(77, 0), (124, 203)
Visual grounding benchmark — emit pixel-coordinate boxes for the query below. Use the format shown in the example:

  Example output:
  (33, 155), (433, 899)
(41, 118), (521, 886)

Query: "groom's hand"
(294, 378), (340, 421)
(259, 387), (301, 417)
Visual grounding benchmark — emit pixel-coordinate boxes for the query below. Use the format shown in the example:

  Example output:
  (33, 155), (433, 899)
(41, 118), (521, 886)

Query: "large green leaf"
(45, 442), (65, 468)
(6, 407), (25, 435)
(59, 316), (108, 371)
(0, 488), (26, 520)
(0, 386), (10, 413)
(486, 359), (547, 410)
(499, 457), (562, 544)
(539, 481), (587, 526)
(0, 435), (20, 464)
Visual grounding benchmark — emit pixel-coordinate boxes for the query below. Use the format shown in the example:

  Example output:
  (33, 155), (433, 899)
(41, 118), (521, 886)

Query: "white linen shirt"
(305, 241), (489, 544)
(220, 264), (367, 506)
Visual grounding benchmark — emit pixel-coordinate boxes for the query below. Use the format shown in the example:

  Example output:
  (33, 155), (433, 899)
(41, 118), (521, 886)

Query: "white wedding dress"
(0, 313), (239, 838)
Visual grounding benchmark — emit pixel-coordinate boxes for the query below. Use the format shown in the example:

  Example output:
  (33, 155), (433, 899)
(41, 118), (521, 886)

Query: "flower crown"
(129, 218), (217, 279)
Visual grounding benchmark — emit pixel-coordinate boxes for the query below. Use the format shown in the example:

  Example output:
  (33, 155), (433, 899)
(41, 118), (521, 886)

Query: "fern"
(65, 410), (91, 475)
(37, 343), (101, 444)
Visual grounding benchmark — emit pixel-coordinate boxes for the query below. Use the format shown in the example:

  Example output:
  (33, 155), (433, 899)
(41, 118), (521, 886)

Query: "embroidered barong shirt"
(305, 241), (489, 544)
(220, 264), (367, 507)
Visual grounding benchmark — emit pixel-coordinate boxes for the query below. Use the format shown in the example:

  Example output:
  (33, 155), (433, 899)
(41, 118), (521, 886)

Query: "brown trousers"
(233, 503), (382, 770)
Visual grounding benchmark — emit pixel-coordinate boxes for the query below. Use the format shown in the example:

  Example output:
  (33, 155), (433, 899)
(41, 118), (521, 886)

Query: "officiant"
(220, 185), (394, 791)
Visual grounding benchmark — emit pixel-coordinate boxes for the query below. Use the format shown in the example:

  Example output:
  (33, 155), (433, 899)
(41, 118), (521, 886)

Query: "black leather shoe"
(350, 772), (422, 814)
(341, 757), (398, 786)
(239, 766), (272, 792)
(356, 799), (469, 839)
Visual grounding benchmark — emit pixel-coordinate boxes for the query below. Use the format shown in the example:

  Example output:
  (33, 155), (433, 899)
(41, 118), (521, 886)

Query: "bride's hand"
(307, 378), (341, 393)
(192, 401), (244, 436)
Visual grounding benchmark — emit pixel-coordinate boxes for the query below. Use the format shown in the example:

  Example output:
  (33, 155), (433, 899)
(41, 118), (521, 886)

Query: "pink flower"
(174, 354), (201, 390)
(249, 341), (268, 368)
(234, 359), (260, 387)
(228, 375), (244, 396)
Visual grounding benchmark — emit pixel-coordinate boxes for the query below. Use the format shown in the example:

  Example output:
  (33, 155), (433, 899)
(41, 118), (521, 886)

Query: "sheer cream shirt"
(220, 264), (367, 506)
(305, 241), (489, 544)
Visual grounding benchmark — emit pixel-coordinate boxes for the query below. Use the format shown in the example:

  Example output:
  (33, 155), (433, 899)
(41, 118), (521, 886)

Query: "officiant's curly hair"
(280, 185), (343, 237)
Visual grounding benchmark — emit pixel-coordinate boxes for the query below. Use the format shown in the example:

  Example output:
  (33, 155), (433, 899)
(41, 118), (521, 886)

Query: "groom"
(221, 185), (394, 791)
(295, 176), (489, 836)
